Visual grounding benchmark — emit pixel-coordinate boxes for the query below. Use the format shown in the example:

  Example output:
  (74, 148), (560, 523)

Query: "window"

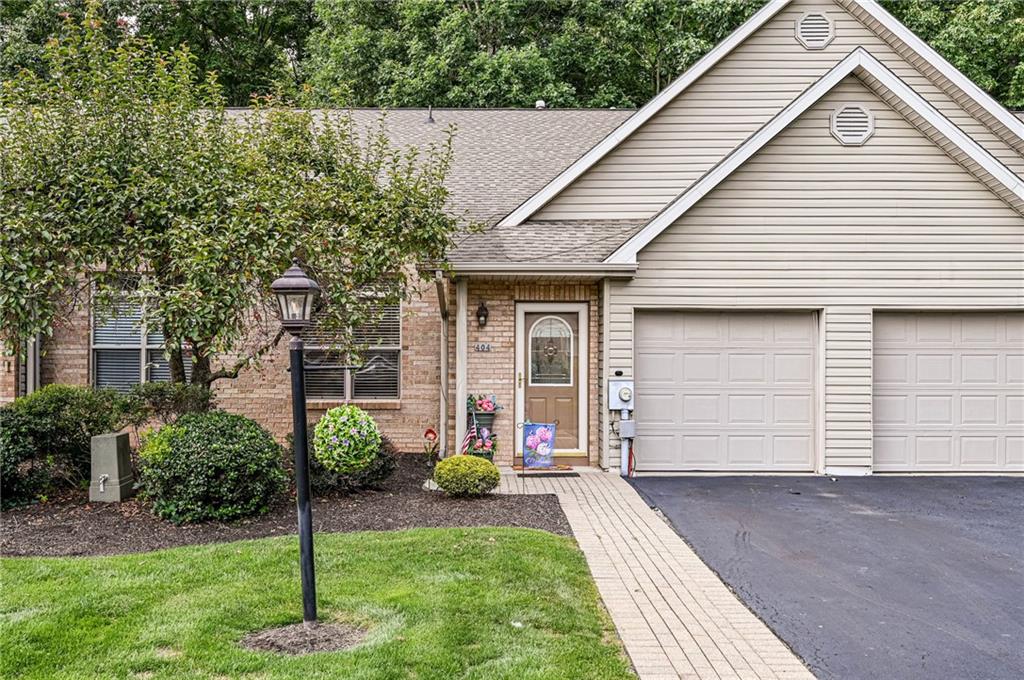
(304, 304), (401, 400)
(91, 299), (191, 392)
(529, 316), (573, 386)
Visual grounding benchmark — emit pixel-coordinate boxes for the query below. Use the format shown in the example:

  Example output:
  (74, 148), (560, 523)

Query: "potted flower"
(468, 427), (497, 462)
(467, 393), (502, 431)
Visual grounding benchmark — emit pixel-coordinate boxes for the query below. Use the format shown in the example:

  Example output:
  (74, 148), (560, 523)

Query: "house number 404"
(473, 343), (492, 352)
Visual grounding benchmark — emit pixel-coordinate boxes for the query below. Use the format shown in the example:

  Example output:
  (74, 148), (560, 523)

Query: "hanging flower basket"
(467, 393), (502, 431)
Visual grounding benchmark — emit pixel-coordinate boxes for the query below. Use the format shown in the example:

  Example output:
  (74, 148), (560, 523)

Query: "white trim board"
(605, 48), (1024, 265)
(514, 302), (589, 457)
(498, 0), (1024, 228)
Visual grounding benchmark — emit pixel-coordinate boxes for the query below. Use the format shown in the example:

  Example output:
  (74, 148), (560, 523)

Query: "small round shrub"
(138, 411), (286, 523)
(313, 405), (382, 475)
(309, 434), (397, 494)
(433, 455), (501, 497)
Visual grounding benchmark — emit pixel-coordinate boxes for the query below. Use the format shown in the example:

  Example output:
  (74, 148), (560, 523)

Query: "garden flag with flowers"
(522, 422), (556, 468)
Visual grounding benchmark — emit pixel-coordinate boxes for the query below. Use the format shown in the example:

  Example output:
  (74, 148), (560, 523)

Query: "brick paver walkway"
(497, 469), (813, 680)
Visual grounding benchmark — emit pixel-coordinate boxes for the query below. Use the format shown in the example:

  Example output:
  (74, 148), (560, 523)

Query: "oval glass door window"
(529, 316), (573, 385)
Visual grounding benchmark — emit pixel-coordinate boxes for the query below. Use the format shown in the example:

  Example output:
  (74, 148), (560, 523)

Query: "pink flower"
(525, 434), (540, 450)
(480, 399), (495, 412)
(424, 428), (437, 442)
(536, 427), (552, 443)
(483, 439), (493, 449)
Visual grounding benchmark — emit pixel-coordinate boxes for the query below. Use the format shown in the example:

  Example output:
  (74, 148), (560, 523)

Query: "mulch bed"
(240, 622), (368, 655)
(0, 454), (571, 557)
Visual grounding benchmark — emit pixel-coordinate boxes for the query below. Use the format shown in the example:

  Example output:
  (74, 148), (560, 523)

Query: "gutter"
(449, 262), (637, 277)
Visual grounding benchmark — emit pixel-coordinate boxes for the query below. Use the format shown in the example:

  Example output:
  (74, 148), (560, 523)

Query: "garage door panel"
(873, 312), (1024, 472)
(773, 435), (814, 466)
(636, 311), (817, 472)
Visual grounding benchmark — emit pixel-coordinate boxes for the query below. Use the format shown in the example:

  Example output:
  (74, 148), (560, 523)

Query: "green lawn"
(0, 528), (634, 680)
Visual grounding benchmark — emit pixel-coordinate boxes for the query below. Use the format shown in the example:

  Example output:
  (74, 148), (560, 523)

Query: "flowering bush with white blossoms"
(313, 405), (382, 474)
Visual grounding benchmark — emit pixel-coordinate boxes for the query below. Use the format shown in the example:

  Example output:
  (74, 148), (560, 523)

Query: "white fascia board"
(605, 48), (1024, 265)
(496, 0), (793, 228)
(851, 0), (1024, 145)
(450, 262), (637, 277)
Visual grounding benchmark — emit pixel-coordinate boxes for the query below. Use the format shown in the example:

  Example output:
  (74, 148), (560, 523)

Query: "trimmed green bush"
(121, 382), (214, 427)
(0, 385), (127, 500)
(138, 411), (286, 523)
(312, 405), (382, 474)
(0, 407), (50, 508)
(433, 455), (501, 497)
(309, 434), (397, 494)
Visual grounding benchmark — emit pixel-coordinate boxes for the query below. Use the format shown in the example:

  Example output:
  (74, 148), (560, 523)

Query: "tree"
(133, 0), (316, 106)
(0, 7), (461, 387)
(881, 0), (1024, 108)
(1, 0), (312, 106)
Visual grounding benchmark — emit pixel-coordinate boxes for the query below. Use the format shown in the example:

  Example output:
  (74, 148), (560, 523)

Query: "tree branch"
(207, 327), (286, 383)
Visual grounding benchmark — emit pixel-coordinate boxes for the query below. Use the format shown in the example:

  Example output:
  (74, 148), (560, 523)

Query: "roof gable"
(500, 0), (1024, 227)
(605, 49), (1024, 264)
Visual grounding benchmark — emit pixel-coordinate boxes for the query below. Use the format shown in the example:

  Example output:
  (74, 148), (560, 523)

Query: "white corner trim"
(850, 0), (1024, 145)
(496, 0), (792, 228)
(605, 48), (1024, 265)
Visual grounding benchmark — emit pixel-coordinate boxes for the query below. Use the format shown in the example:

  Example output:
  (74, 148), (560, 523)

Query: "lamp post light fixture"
(476, 301), (489, 328)
(271, 259), (321, 625)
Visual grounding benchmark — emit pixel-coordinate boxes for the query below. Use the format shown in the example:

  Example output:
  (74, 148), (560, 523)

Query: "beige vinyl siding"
(536, 0), (1024, 221)
(606, 77), (1024, 472)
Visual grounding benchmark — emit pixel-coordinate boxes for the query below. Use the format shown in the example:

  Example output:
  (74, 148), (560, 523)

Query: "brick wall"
(31, 277), (603, 464)
(40, 304), (91, 387)
(451, 279), (601, 466)
(0, 353), (17, 403)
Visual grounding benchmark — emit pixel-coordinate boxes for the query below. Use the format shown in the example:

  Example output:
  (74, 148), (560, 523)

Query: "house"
(4, 0), (1022, 475)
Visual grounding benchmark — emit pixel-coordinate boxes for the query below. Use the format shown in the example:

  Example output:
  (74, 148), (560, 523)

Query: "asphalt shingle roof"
(343, 108), (636, 264)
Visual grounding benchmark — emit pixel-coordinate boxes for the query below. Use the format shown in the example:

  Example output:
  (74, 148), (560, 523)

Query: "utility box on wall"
(89, 432), (135, 502)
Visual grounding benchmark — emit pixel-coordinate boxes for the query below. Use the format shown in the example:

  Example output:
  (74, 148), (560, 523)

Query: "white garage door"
(634, 311), (817, 471)
(873, 312), (1024, 472)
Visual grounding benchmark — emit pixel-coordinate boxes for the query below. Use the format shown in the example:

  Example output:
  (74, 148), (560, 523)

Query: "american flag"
(460, 421), (478, 455)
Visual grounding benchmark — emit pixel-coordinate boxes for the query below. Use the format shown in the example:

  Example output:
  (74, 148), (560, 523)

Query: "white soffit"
(604, 48), (1024, 265)
(499, 0), (1024, 228)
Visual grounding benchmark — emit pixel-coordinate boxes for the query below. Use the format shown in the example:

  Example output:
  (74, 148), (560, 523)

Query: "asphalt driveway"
(629, 476), (1024, 680)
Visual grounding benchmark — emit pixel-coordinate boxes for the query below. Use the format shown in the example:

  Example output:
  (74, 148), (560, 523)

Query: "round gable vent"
(831, 105), (874, 145)
(796, 12), (834, 50)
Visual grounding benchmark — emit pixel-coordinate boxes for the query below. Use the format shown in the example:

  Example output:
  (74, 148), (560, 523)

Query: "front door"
(515, 303), (588, 456)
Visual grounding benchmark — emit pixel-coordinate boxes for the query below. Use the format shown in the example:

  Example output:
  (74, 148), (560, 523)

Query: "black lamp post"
(271, 259), (321, 625)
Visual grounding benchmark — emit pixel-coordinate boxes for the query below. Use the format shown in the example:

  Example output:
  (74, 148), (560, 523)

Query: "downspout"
(434, 271), (449, 457)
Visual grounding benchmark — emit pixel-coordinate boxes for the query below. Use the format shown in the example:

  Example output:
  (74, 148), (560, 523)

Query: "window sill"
(306, 399), (402, 411)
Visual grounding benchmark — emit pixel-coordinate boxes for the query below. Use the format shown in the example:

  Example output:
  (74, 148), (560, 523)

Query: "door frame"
(515, 302), (589, 456)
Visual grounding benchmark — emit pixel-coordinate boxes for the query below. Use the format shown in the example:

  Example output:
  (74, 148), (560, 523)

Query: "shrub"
(433, 455), (501, 497)
(138, 411), (286, 523)
(312, 405), (382, 475)
(309, 434), (397, 494)
(121, 382), (214, 427)
(0, 407), (51, 508)
(3, 384), (126, 487)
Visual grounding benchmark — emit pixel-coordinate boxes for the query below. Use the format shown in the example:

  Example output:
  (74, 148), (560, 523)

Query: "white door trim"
(515, 302), (589, 456)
